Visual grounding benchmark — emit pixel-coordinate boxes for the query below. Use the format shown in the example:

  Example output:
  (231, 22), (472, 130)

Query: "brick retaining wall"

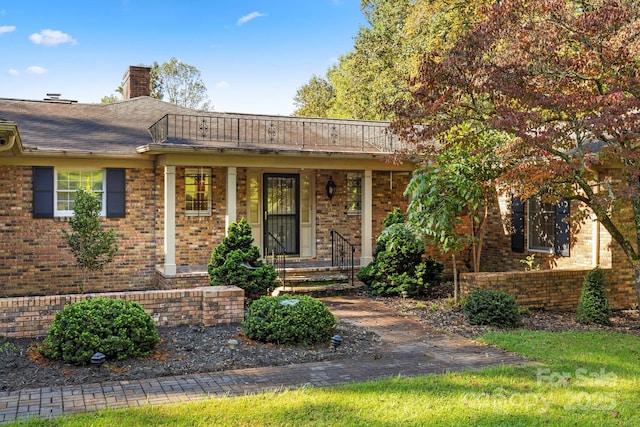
(460, 268), (636, 310)
(0, 286), (244, 338)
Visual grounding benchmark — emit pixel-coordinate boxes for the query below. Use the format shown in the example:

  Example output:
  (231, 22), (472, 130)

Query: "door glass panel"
(264, 174), (299, 254)
(248, 174), (260, 224)
(300, 174), (310, 224)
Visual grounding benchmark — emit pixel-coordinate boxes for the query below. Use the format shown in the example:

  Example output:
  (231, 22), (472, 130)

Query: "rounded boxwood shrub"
(242, 295), (336, 346)
(41, 298), (160, 365)
(463, 288), (521, 327)
(576, 267), (611, 325)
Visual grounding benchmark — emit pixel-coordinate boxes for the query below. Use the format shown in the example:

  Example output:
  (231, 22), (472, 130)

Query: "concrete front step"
(284, 272), (350, 285)
(271, 281), (365, 297)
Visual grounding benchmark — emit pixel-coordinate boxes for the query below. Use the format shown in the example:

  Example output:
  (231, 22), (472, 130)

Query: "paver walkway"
(0, 296), (529, 424)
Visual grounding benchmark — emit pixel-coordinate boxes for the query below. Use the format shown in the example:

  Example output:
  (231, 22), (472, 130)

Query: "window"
(33, 167), (125, 218)
(511, 195), (569, 256)
(55, 170), (105, 216)
(346, 172), (362, 214)
(528, 197), (555, 252)
(185, 168), (211, 216)
(248, 172), (260, 224)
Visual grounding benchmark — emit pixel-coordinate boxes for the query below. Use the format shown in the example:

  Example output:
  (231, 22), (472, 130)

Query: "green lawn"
(8, 330), (639, 426)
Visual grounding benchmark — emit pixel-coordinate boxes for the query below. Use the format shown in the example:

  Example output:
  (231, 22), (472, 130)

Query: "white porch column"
(226, 167), (237, 235)
(361, 169), (373, 266)
(163, 166), (177, 276)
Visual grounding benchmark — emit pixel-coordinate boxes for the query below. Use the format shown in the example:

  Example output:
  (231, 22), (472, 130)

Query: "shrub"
(242, 295), (336, 346)
(358, 209), (443, 297)
(463, 288), (521, 327)
(41, 298), (160, 365)
(208, 218), (277, 301)
(576, 267), (611, 325)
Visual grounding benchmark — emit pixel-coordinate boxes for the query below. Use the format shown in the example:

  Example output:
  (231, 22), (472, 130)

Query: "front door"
(264, 174), (300, 255)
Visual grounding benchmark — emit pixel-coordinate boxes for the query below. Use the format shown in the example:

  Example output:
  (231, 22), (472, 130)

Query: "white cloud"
(237, 11), (265, 26)
(26, 66), (47, 75)
(0, 25), (16, 34)
(29, 29), (77, 46)
(8, 68), (19, 76)
(216, 81), (230, 88)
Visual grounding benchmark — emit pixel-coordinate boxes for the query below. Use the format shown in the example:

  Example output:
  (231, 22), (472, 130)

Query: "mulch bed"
(1, 284), (638, 393)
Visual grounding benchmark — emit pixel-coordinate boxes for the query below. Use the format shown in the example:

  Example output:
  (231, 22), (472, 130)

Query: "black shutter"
(33, 166), (54, 218)
(554, 199), (570, 257)
(511, 196), (525, 252)
(106, 168), (126, 218)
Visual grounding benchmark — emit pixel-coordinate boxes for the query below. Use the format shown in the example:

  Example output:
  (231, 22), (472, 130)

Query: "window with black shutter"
(32, 167), (125, 218)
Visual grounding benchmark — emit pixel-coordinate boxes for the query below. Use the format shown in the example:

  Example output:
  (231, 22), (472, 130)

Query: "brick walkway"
(0, 296), (529, 424)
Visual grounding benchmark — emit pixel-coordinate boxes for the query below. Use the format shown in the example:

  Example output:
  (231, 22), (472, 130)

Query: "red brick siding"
(479, 193), (604, 272)
(460, 268), (634, 310)
(0, 166), (157, 297)
(371, 170), (410, 243)
(0, 286), (244, 338)
(172, 167), (227, 266)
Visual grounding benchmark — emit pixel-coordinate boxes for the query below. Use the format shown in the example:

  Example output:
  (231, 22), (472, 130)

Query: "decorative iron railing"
(263, 231), (287, 289)
(330, 229), (356, 286)
(148, 114), (408, 153)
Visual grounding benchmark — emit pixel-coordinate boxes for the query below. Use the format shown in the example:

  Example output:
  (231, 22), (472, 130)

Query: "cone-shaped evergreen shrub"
(208, 218), (277, 301)
(576, 267), (611, 325)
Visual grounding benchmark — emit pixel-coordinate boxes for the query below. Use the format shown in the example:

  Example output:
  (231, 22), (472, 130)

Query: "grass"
(7, 330), (640, 426)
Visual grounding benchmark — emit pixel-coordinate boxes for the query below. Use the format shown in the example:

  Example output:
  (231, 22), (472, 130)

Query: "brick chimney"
(122, 65), (151, 99)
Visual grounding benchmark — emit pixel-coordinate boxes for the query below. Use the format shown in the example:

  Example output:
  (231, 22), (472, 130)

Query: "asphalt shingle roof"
(0, 97), (401, 157)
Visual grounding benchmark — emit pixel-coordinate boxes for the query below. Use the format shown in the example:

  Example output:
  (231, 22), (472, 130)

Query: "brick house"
(0, 66), (413, 297)
(0, 66), (636, 310)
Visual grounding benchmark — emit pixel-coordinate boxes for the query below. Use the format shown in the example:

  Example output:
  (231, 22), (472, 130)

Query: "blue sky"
(0, 1), (365, 115)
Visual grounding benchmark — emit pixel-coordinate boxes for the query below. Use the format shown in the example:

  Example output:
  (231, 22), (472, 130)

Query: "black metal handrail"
(148, 114), (409, 153)
(330, 230), (356, 286)
(263, 232), (287, 289)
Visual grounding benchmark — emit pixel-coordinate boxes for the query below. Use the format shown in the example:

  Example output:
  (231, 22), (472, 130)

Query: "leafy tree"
(100, 94), (120, 104)
(101, 85), (123, 104)
(394, 0), (640, 305)
(405, 125), (507, 277)
(293, 74), (335, 117)
(328, 0), (414, 120)
(62, 188), (118, 293)
(150, 58), (211, 110)
(293, 0), (491, 120)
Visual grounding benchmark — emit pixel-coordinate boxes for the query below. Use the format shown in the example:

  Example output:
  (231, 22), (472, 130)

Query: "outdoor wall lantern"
(326, 177), (337, 200)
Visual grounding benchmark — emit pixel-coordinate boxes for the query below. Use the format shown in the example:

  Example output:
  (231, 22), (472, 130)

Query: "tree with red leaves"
(394, 0), (640, 304)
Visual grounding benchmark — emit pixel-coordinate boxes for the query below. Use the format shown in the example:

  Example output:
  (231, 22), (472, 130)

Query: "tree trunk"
(634, 265), (640, 309)
(452, 253), (458, 304)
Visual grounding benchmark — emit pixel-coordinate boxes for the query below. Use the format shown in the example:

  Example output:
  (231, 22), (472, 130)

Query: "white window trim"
(526, 198), (554, 254)
(54, 168), (106, 217)
(185, 167), (212, 217)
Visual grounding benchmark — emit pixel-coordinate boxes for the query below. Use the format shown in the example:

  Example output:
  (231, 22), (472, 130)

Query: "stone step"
(271, 281), (365, 297)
